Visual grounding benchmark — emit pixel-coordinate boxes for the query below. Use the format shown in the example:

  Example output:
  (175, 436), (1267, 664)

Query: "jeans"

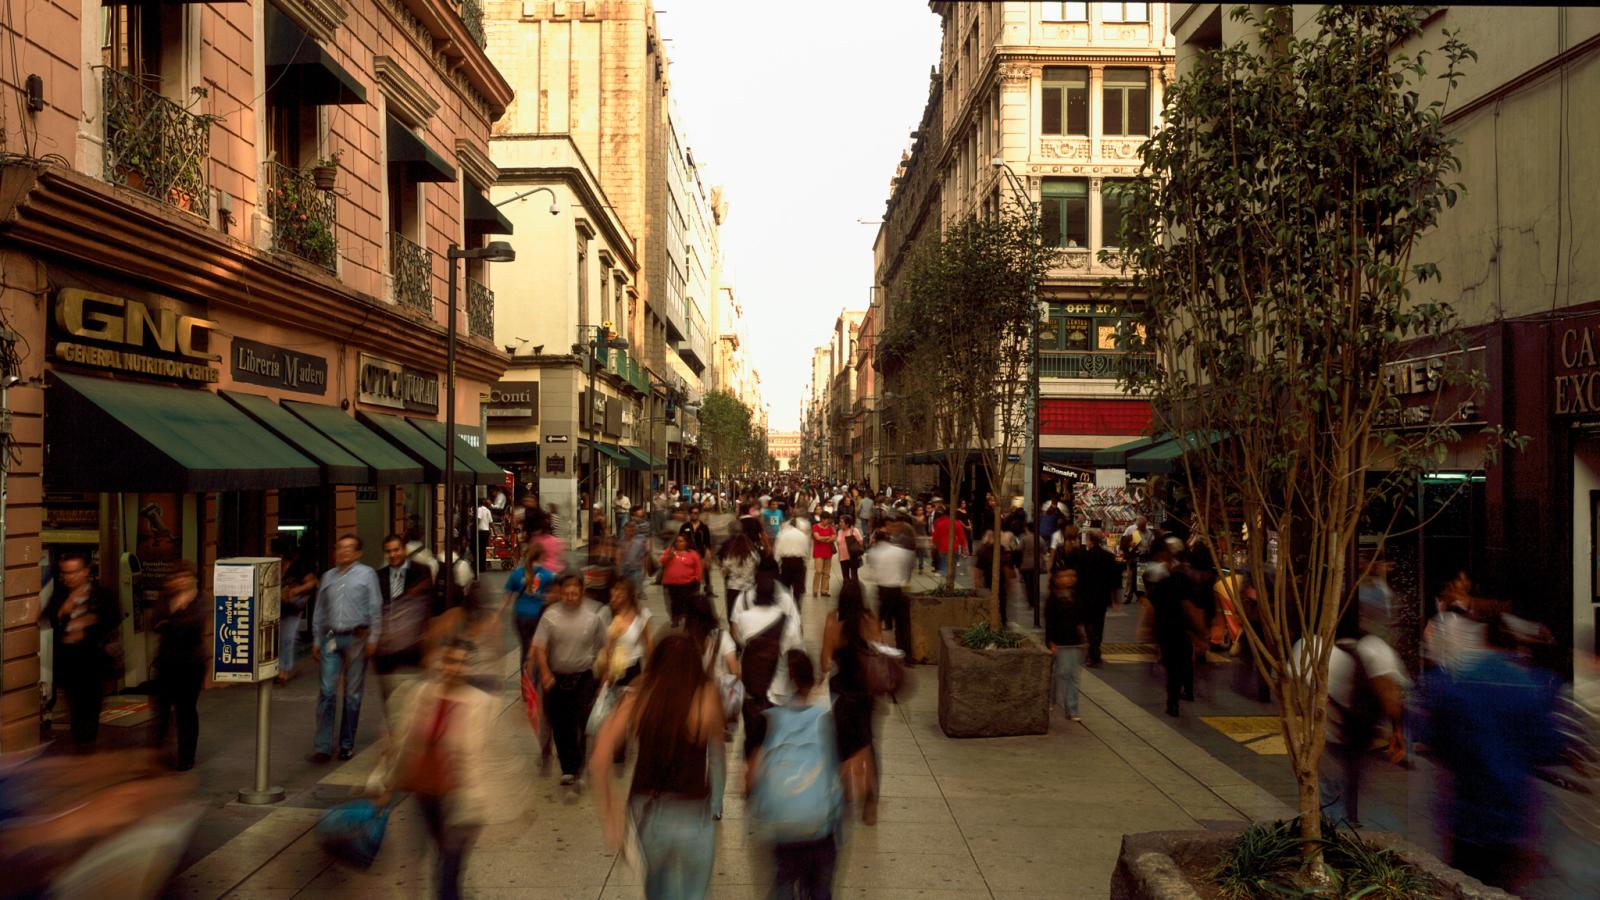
(773, 834), (838, 900)
(547, 671), (598, 777)
(708, 734), (727, 817)
(315, 634), (368, 754)
(633, 795), (715, 900)
(279, 610), (303, 673)
(417, 792), (479, 900)
(154, 666), (202, 768)
(1321, 740), (1365, 824)
(779, 557), (807, 603)
(1053, 645), (1084, 717)
(878, 586), (912, 660)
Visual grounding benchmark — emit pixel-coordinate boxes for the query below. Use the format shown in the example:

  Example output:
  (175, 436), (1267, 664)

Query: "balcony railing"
(101, 67), (211, 218)
(266, 162), (338, 271)
(459, 0), (487, 49)
(390, 232), (433, 315)
(466, 277), (493, 339)
(1040, 351), (1155, 380)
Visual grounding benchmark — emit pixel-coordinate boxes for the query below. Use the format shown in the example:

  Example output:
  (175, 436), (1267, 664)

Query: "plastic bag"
(520, 669), (542, 734)
(316, 799), (390, 869)
(587, 684), (617, 737)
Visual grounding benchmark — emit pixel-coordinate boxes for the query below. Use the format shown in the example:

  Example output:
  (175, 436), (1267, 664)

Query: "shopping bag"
(520, 669), (543, 734)
(316, 799), (391, 869)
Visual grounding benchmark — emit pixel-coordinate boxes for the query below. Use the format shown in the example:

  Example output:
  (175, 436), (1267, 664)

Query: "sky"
(657, 1), (943, 432)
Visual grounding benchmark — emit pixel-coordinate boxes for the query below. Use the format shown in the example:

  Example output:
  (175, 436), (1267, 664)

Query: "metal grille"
(266, 162), (338, 270)
(1039, 351), (1155, 379)
(459, 0), (487, 49)
(101, 67), (211, 218)
(467, 277), (494, 339)
(390, 232), (433, 315)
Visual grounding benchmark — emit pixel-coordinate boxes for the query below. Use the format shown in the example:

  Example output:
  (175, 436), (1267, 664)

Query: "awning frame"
(464, 187), (513, 235)
(386, 117), (456, 183)
(264, 4), (367, 106)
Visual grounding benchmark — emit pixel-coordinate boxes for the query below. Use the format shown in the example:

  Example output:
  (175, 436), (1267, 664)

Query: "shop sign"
(230, 337), (328, 395)
(51, 289), (220, 383)
(545, 434), (569, 443)
(1374, 346), (1484, 430)
(488, 381), (537, 420)
(357, 353), (438, 414)
(546, 453), (567, 474)
(1555, 317), (1600, 416)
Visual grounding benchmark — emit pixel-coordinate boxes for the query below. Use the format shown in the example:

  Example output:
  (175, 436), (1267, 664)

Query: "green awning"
(1091, 435), (1164, 468)
(408, 419), (508, 485)
(359, 411), (472, 481)
(1040, 448), (1097, 466)
(265, 4), (366, 106)
(464, 188), (513, 235)
(282, 401), (423, 485)
(45, 372), (318, 492)
(221, 391), (369, 484)
(386, 117), (455, 183)
(582, 439), (629, 465)
(619, 445), (660, 470)
(1126, 432), (1227, 476)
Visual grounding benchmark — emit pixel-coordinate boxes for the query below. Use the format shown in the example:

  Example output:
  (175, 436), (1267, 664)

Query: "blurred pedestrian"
(774, 518), (812, 611)
(1295, 627), (1407, 826)
(152, 561), (206, 770)
(599, 579), (653, 691)
(1045, 568), (1087, 722)
(276, 544), (318, 685)
(716, 532), (760, 624)
(310, 535), (382, 763)
(532, 574), (606, 786)
(732, 561), (803, 759)
(683, 591), (739, 819)
(590, 634), (724, 900)
(820, 580), (883, 826)
(680, 506), (715, 597)
(41, 552), (121, 749)
(866, 521), (916, 662)
(750, 649), (843, 899)
(660, 533), (704, 627)
(1146, 538), (1196, 717)
(370, 638), (492, 900)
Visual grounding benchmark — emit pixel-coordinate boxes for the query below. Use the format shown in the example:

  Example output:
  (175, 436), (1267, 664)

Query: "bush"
(957, 622), (1023, 651)
(1210, 817), (1436, 899)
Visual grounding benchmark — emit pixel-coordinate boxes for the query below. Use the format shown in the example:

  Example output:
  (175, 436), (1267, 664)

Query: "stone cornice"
(276, 0), (348, 43)
(453, 139), (498, 188)
(374, 56), (441, 124)
(379, 0), (515, 121)
(0, 163), (509, 383)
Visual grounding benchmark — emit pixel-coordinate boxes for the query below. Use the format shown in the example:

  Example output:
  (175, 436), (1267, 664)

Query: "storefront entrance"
(1570, 434), (1600, 698)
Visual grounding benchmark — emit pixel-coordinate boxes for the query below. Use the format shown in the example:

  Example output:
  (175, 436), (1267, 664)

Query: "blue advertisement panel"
(214, 594), (254, 680)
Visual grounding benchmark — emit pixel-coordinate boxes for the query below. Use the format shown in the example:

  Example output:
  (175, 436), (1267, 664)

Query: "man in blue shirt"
(761, 498), (785, 542)
(310, 534), (383, 762)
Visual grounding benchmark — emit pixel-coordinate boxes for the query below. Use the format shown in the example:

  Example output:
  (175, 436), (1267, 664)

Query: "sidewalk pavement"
(161, 533), (1293, 899)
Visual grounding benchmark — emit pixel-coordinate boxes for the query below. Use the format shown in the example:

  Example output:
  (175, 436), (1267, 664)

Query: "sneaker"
(337, 748), (354, 761)
(560, 774), (577, 786)
(308, 751), (332, 764)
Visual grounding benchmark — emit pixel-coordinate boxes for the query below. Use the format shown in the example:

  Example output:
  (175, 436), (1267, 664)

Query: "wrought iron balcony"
(266, 162), (338, 271)
(390, 232), (433, 315)
(466, 277), (493, 339)
(1039, 351), (1155, 380)
(459, 0), (487, 49)
(101, 67), (211, 218)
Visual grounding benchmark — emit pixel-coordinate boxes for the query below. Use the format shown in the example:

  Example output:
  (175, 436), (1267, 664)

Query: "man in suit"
(41, 553), (122, 748)
(373, 533), (434, 692)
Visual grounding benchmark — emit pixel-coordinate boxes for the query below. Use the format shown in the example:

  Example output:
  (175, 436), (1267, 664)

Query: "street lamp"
(992, 157), (1044, 627)
(444, 240), (515, 609)
(576, 324), (629, 540)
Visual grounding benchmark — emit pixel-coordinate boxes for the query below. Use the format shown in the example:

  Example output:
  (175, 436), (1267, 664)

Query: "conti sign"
(52, 289), (220, 383)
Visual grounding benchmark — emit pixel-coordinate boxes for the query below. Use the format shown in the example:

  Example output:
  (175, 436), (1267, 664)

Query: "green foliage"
(1211, 818), (1435, 899)
(699, 390), (755, 482)
(957, 622), (1023, 651)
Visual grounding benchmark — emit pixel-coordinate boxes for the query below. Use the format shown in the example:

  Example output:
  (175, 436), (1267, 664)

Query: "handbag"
(859, 641), (907, 697)
(587, 684), (618, 737)
(316, 799), (391, 869)
(718, 672), (745, 721)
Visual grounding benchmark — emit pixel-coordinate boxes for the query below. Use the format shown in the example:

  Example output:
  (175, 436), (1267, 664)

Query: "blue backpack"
(752, 704), (842, 843)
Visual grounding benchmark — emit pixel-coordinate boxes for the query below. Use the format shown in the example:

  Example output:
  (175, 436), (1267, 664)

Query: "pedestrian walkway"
(158, 524), (1285, 898)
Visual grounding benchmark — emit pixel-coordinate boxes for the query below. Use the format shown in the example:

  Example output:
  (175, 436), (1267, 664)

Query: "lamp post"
(444, 240), (516, 609)
(992, 157), (1044, 627)
(576, 324), (629, 543)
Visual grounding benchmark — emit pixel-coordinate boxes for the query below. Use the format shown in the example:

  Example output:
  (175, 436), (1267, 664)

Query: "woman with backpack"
(749, 649), (843, 900)
(683, 592), (740, 819)
(819, 580), (884, 825)
(589, 634), (724, 899)
(731, 560), (803, 759)
(836, 515), (865, 584)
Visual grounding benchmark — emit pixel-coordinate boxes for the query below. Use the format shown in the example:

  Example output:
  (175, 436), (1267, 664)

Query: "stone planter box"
(937, 625), (1052, 738)
(1110, 829), (1517, 900)
(908, 589), (988, 664)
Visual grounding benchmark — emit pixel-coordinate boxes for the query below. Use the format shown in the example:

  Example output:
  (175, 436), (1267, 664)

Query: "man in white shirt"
(476, 498), (494, 573)
(614, 490), (632, 539)
(1292, 632), (1407, 825)
(773, 518), (812, 608)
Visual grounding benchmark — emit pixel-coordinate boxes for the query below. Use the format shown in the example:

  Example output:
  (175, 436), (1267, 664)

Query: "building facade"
(769, 431), (801, 472)
(1, 0), (514, 748)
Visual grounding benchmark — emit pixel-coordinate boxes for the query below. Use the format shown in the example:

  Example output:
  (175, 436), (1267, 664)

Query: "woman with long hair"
(504, 542), (555, 666)
(836, 514), (864, 584)
(599, 578), (653, 690)
(590, 634), (724, 899)
(682, 591), (739, 818)
(716, 531), (759, 623)
(819, 580), (884, 825)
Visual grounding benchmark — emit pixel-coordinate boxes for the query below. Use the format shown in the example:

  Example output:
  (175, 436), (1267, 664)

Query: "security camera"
(549, 203), (561, 216)
(504, 344), (518, 355)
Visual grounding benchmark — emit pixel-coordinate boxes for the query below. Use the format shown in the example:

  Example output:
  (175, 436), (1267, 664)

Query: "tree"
(1111, 6), (1504, 873)
(698, 390), (752, 486)
(881, 207), (1056, 609)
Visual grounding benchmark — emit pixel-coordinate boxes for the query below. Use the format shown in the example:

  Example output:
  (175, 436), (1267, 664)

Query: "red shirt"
(659, 548), (704, 585)
(932, 516), (968, 555)
(812, 525), (836, 559)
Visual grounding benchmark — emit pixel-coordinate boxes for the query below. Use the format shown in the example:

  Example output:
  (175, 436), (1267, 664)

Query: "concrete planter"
(937, 625), (1052, 738)
(1109, 829), (1518, 900)
(908, 589), (988, 664)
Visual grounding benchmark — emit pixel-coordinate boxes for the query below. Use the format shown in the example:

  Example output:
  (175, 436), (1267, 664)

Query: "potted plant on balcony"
(312, 151), (341, 191)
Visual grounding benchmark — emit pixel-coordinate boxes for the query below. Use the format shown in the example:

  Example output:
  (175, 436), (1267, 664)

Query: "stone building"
(0, 0), (513, 747)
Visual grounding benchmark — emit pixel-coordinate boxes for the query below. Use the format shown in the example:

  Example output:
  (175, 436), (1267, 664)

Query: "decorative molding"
(1039, 140), (1090, 160)
(1026, 163), (1141, 177)
(597, 248), (615, 268)
(1101, 139), (1145, 160)
(376, 0), (507, 123)
(454, 139), (498, 188)
(1100, 250), (1128, 270)
(374, 56), (440, 124)
(573, 217), (596, 242)
(276, 0), (348, 43)
(1062, 251), (1091, 270)
(998, 63), (1031, 87)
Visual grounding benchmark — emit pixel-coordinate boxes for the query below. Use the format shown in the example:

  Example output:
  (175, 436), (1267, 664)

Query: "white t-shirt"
(1294, 635), (1406, 743)
(477, 506), (492, 532)
(616, 495), (632, 513)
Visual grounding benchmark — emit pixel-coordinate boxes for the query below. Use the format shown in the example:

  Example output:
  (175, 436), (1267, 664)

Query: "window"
(577, 248), (589, 333)
(1045, 303), (1144, 354)
(1042, 67), (1088, 136)
(1101, 178), (1138, 247)
(1103, 68), (1151, 136)
(1042, 2), (1088, 21)
(1041, 179), (1088, 249)
(1102, 2), (1148, 23)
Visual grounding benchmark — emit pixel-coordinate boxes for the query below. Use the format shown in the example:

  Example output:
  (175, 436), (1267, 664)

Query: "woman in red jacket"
(660, 532), (704, 626)
(811, 512), (837, 598)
